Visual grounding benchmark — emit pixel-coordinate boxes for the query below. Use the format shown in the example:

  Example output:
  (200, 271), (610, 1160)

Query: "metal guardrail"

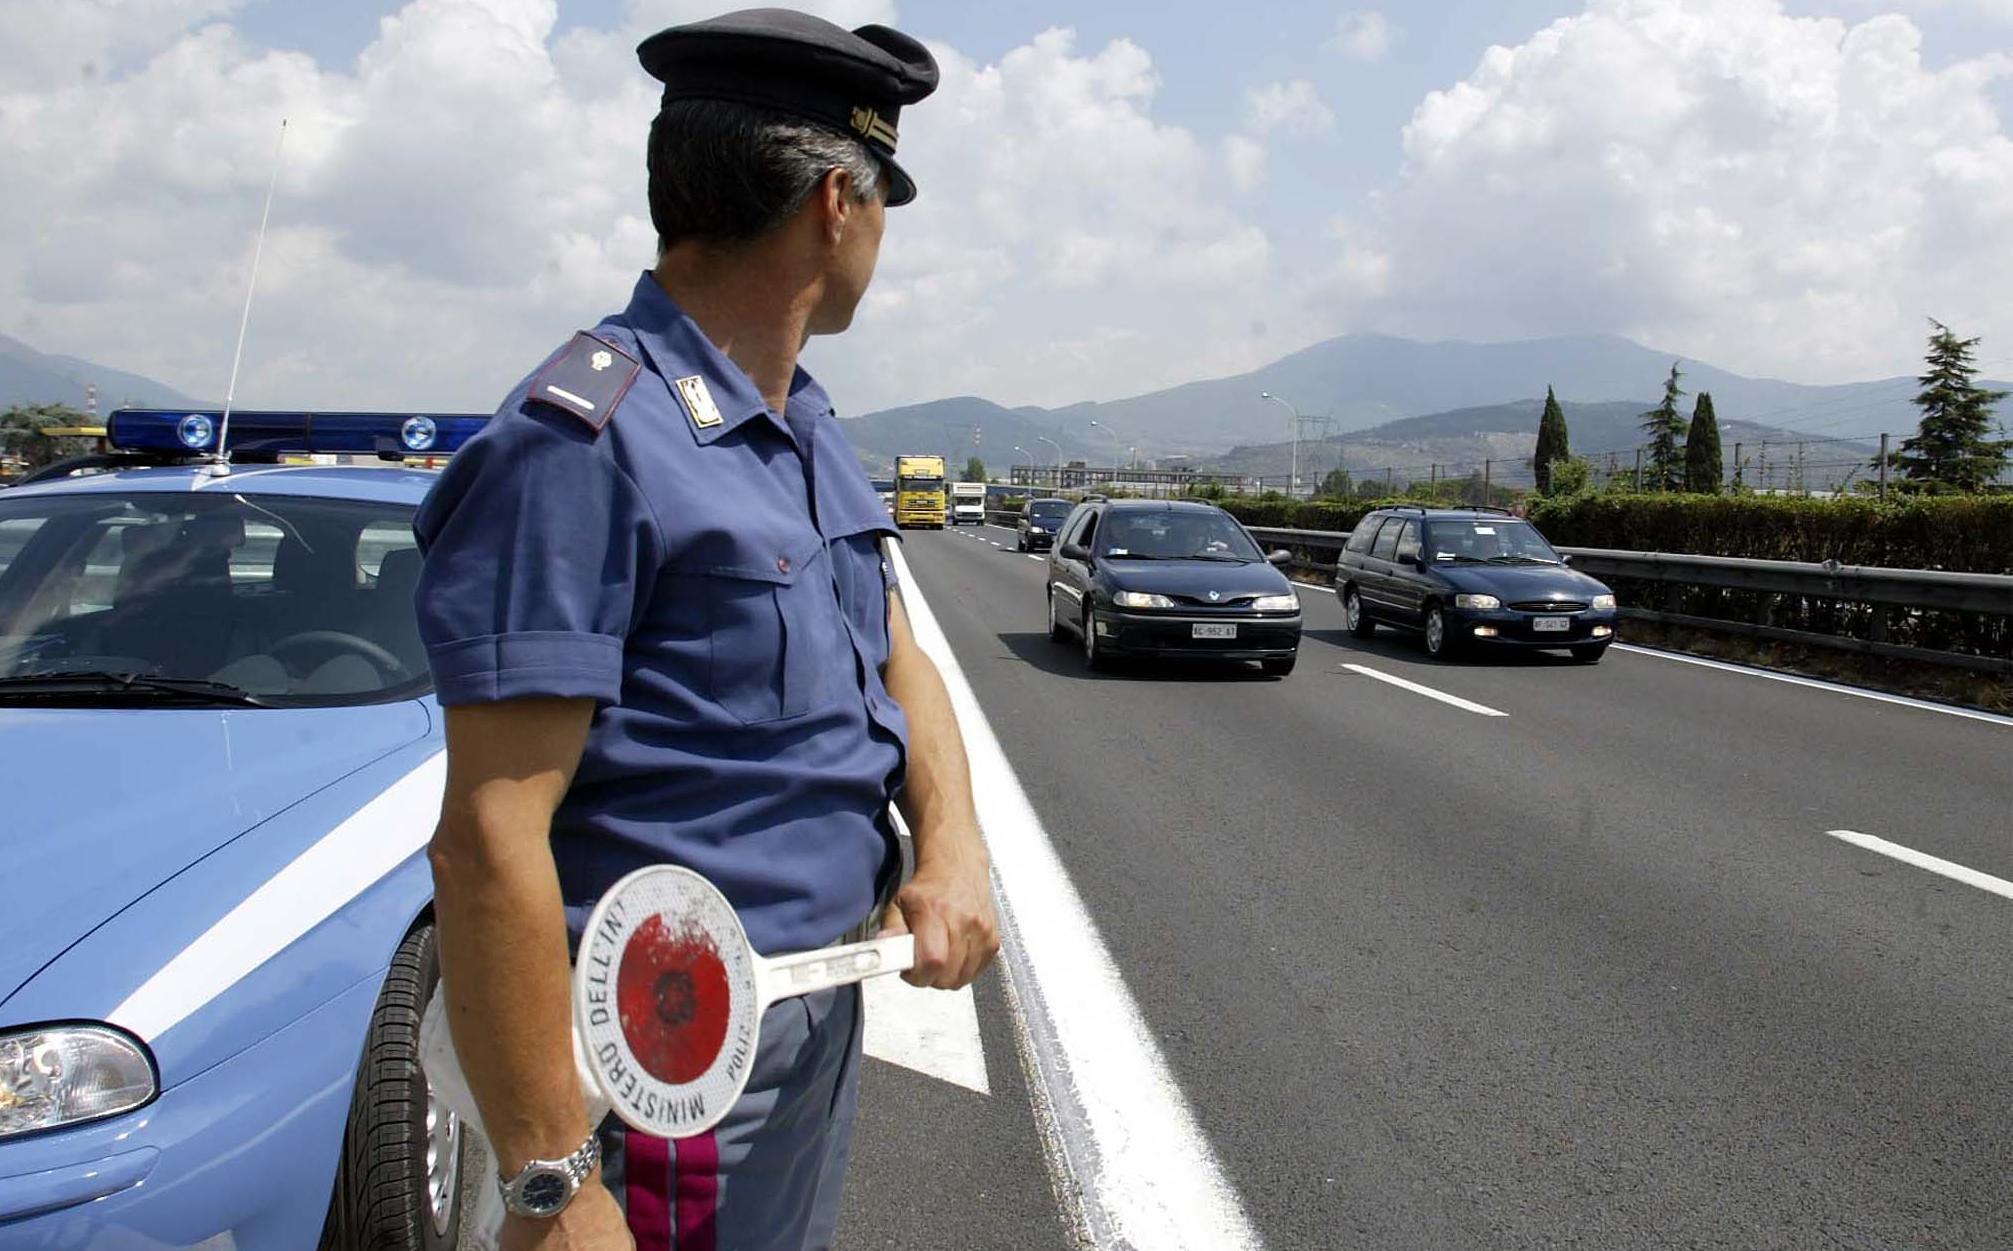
(1242, 525), (2013, 675)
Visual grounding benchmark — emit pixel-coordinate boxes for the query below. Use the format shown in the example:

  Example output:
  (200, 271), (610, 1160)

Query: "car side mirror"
(1404, 554), (1425, 570)
(1266, 549), (1292, 566)
(1559, 554), (1572, 566)
(1059, 542), (1089, 561)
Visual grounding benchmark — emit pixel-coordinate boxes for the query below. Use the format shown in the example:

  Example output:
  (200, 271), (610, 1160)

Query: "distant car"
(1046, 499), (1302, 674)
(1014, 497), (1074, 552)
(0, 409), (468, 1247)
(1334, 506), (1619, 662)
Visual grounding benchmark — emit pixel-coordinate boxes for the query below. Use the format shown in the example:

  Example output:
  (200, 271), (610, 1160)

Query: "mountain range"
(838, 332), (2005, 476)
(0, 334), (205, 415)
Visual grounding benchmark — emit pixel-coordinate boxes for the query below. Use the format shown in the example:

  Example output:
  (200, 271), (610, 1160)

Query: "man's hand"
(878, 837), (998, 989)
(499, 1177), (634, 1251)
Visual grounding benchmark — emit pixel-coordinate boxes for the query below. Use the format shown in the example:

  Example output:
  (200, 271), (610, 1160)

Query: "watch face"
(521, 1170), (569, 1215)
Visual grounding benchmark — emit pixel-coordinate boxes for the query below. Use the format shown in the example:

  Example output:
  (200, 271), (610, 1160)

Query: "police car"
(0, 409), (477, 1248)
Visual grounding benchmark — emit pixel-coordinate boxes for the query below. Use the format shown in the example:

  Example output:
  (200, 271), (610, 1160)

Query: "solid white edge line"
(1613, 644), (2013, 727)
(887, 539), (1263, 1251)
(861, 971), (990, 1095)
(1826, 829), (2013, 901)
(1342, 662), (1510, 717)
(112, 751), (448, 1040)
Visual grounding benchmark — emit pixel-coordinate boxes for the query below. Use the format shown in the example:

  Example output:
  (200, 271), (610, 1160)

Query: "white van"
(950, 481), (987, 525)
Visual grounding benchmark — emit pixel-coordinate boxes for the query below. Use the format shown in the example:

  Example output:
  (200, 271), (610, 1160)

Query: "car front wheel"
(1048, 590), (1069, 642)
(1082, 607), (1108, 671)
(320, 925), (464, 1251)
(1423, 604), (1460, 660)
(1343, 586), (1376, 638)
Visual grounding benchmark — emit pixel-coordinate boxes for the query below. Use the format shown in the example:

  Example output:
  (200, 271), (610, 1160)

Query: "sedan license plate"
(1192, 623), (1238, 640)
(1532, 616), (1572, 633)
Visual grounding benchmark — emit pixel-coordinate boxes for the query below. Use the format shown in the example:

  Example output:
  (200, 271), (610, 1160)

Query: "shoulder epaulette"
(526, 331), (641, 433)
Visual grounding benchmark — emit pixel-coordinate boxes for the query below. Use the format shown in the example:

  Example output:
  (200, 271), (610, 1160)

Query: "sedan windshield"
(1029, 503), (1072, 524)
(1424, 519), (1562, 564)
(1100, 512), (1262, 561)
(0, 491), (428, 706)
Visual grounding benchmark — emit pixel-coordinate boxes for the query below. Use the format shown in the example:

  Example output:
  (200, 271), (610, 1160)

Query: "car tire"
(1342, 586), (1376, 638)
(1082, 607), (1108, 671)
(1016, 534), (1026, 552)
(1047, 590), (1069, 643)
(1261, 654), (1297, 676)
(1423, 604), (1461, 661)
(319, 925), (464, 1251)
(1572, 643), (1608, 664)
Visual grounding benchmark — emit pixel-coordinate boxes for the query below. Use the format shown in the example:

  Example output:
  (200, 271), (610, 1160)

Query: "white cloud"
(1343, 0), (2013, 384)
(1224, 134), (1267, 191)
(0, 7), (1281, 412)
(1327, 10), (1396, 63)
(1243, 79), (1335, 137)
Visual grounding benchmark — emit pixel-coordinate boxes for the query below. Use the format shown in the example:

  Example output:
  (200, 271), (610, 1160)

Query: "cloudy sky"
(2, 0), (2010, 415)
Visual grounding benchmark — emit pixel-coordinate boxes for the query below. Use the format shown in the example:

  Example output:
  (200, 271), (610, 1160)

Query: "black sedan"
(1046, 499), (1303, 674)
(1015, 497), (1075, 551)
(1335, 507), (1620, 662)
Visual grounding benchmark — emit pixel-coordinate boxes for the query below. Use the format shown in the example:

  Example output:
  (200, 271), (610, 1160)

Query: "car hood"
(1100, 558), (1294, 598)
(0, 703), (431, 1005)
(1435, 562), (1612, 600)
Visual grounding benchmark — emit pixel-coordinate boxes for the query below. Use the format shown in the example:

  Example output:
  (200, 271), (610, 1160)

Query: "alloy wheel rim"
(1344, 591), (1360, 629)
(1427, 610), (1444, 653)
(424, 1082), (463, 1235)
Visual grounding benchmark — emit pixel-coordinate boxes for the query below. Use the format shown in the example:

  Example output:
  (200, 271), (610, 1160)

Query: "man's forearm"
(429, 794), (591, 1173)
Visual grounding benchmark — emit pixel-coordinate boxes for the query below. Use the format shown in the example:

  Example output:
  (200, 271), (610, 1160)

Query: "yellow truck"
(894, 454), (947, 529)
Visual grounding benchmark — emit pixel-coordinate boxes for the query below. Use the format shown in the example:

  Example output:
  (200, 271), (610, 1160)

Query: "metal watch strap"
(498, 1130), (600, 1218)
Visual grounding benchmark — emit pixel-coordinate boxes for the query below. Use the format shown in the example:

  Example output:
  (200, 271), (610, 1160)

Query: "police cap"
(637, 8), (939, 207)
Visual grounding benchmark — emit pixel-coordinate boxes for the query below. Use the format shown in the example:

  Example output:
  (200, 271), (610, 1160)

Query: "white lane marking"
(989, 540), (1002, 546)
(1614, 644), (2013, 728)
(1826, 829), (2013, 901)
(1290, 581), (1337, 594)
(1341, 662), (1510, 717)
(862, 973), (990, 1095)
(1025, 554), (1043, 562)
(889, 541), (1262, 1251)
(112, 751), (447, 1041)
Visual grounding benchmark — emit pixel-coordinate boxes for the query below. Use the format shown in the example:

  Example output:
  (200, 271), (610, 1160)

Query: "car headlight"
(1251, 593), (1300, 611)
(1453, 594), (1502, 610)
(1591, 593), (1616, 611)
(0, 1025), (156, 1139)
(1113, 591), (1177, 609)
(1030, 525), (1046, 534)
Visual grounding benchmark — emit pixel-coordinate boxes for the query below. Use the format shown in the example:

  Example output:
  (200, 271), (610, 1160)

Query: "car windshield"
(1099, 512), (1262, 561)
(0, 491), (428, 706)
(1424, 519), (1561, 564)
(1029, 503), (1072, 522)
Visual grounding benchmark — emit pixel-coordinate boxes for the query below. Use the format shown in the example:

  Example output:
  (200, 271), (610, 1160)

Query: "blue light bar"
(107, 409), (491, 458)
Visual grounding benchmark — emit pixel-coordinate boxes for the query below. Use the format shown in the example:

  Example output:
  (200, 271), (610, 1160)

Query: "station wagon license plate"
(1533, 616), (1572, 632)
(1192, 623), (1238, 639)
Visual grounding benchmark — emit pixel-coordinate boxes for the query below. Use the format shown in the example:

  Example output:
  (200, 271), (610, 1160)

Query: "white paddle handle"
(756, 934), (914, 1008)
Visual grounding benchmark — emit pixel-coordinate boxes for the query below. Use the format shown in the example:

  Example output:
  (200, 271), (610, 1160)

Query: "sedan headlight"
(1591, 593), (1617, 611)
(0, 1025), (156, 1139)
(1113, 591), (1177, 609)
(1251, 593), (1300, 611)
(1453, 593), (1502, 610)
(1030, 525), (1046, 534)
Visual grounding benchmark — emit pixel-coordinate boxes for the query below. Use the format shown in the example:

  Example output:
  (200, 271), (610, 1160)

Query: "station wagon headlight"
(1591, 594), (1617, 611)
(1252, 593), (1300, 611)
(1454, 594), (1502, 610)
(1113, 591), (1177, 609)
(0, 1025), (156, 1139)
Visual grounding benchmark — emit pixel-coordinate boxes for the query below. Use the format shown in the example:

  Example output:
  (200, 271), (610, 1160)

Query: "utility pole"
(1484, 459), (1492, 502)
(1260, 391), (1301, 498)
(1877, 433), (1889, 500)
(1633, 447), (1643, 491)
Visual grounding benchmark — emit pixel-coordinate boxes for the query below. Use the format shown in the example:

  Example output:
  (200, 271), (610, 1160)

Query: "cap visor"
(881, 155), (917, 207)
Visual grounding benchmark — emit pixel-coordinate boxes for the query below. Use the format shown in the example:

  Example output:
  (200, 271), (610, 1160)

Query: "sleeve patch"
(526, 332), (641, 432)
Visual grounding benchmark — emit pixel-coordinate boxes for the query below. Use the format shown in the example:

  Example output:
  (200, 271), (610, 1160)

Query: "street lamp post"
(1088, 419), (1124, 486)
(1036, 435), (1063, 489)
(1260, 391), (1299, 499)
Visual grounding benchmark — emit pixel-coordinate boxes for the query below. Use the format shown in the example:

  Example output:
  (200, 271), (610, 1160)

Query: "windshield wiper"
(1485, 555), (1559, 565)
(1183, 553), (1253, 562)
(0, 670), (271, 706)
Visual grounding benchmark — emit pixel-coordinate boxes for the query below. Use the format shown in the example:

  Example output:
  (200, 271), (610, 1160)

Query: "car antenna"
(206, 117), (287, 478)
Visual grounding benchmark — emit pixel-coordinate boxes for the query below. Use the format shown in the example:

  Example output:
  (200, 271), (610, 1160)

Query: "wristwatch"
(498, 1131), (601, 1219)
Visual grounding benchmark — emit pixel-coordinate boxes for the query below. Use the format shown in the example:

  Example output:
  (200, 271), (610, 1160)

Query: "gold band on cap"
(849, 106), (899, 149)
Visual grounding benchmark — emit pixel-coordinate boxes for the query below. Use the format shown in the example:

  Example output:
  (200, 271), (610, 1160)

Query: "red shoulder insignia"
(526, 332), (641, 433)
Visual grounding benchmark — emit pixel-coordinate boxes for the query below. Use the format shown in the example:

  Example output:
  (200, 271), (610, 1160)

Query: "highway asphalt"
(831, 523), (2012, 1251)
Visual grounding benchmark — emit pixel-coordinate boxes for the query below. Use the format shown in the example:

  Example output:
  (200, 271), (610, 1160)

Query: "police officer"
(416, 11), (997, 1250)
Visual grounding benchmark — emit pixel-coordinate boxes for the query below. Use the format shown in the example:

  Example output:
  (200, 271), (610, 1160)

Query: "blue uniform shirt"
(414, 273), (907, 954)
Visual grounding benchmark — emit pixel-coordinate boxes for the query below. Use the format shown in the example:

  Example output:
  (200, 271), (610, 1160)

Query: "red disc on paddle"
(615, 913), (733, 1084)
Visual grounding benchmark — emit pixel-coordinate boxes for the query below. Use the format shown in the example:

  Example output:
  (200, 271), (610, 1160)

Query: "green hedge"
(1211, 493), (2013, 573)
(1524, 494), (2013, 574)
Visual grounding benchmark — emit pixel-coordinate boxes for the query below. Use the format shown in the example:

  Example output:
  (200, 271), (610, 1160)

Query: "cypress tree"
(1684, 392), (1723, 493)
(1889, 320), (2010, 492)
(1532, 386), (1570, 495)
(1640, 363), (1688, 491)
